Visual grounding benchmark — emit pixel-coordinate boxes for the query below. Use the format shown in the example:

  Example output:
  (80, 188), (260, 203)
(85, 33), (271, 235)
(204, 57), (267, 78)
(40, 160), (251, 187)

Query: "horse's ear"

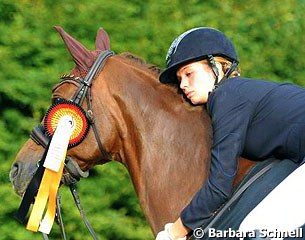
(95, 28), (110, 51)
(53, 26), (95, 72)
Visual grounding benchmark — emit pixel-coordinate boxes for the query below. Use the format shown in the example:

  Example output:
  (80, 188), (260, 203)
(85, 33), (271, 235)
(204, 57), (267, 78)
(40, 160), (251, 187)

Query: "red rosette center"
(44, 99), (89, 148)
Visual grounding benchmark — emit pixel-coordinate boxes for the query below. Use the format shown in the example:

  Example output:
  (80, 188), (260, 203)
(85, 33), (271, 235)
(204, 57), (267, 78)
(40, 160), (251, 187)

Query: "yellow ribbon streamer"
(26, 116), (73, 234)
(39, 161), (64, 234)
(26, 160), (64, 233)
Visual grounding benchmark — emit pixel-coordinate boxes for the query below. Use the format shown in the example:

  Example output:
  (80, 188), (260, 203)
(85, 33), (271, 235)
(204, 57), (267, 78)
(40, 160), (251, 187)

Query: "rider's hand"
(155, 223), (187, 240)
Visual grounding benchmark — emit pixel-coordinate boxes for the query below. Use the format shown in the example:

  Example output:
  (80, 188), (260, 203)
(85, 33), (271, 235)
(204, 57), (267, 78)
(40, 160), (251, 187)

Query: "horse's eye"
(51, 97), (61, 104)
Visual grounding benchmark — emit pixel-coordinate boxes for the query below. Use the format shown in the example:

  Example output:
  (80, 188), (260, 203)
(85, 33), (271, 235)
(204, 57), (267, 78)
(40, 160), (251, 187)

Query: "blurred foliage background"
(1, 0), (305, 239)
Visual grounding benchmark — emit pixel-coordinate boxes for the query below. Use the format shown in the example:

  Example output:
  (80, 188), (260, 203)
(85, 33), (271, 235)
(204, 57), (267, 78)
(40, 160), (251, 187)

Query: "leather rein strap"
(16, 50), (114, 239)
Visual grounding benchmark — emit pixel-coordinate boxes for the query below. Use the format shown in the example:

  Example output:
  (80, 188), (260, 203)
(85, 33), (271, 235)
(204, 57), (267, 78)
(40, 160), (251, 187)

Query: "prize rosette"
(44, 98), (89, 148)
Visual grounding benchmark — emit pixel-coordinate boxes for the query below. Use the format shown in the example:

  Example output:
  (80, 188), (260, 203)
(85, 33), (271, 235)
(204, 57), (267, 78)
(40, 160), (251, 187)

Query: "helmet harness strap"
(207, 55), (220, 90)
(207, 54), (238, 90)
(224, 60), (238, 79)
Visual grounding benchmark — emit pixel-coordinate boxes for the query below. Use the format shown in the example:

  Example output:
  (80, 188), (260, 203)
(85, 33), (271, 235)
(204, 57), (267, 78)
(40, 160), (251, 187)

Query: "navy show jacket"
(181, 77), (305, 230)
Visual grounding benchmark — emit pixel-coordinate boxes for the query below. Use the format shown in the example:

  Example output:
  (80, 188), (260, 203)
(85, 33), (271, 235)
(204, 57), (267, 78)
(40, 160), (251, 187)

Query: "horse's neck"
(100, 57), (212, 233)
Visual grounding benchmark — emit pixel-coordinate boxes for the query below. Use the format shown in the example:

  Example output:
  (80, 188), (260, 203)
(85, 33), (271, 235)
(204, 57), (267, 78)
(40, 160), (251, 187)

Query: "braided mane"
(119, 52), (162, 75)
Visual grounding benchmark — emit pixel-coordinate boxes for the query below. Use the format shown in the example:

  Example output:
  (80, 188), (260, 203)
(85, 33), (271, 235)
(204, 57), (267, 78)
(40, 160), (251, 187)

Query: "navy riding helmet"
(159, 27), (239, 85)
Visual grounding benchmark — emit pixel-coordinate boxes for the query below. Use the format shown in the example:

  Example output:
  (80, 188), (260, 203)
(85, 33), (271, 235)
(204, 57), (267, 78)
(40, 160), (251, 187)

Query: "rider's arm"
(180, 85), (255, 230)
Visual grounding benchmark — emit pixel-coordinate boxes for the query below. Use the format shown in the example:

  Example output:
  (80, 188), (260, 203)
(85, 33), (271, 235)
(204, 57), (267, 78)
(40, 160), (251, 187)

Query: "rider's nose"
(180, 77), (188, 90)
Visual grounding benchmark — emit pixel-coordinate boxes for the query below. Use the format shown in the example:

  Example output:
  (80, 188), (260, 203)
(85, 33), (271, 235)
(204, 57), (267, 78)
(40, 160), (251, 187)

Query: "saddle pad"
(239, 162), (305, 239)
(190, 158), (299, 240)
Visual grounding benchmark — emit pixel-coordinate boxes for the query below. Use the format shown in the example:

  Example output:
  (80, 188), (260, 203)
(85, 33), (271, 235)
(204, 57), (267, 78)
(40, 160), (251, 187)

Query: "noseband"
(15, 50), (114, 240)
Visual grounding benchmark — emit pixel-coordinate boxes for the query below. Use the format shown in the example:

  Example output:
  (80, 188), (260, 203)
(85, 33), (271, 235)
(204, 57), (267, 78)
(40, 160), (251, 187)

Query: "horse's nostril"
(10, 162), (20, 180)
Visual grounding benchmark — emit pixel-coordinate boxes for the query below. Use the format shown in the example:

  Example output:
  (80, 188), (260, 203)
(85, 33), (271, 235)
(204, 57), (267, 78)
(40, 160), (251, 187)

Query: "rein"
(15, 50), (114, 239)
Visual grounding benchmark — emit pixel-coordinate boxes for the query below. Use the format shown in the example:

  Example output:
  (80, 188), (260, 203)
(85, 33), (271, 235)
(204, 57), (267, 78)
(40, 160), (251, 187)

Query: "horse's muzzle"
(9, 160), (38, 197)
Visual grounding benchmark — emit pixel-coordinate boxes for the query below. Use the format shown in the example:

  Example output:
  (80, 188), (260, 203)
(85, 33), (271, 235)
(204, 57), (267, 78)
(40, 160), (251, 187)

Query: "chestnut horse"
(9, 27), (253, 236)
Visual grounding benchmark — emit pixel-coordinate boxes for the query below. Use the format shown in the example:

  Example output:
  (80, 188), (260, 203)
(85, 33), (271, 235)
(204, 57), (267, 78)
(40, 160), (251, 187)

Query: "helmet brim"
(159, 64), (181, 84)
(159, 55), (208, 84)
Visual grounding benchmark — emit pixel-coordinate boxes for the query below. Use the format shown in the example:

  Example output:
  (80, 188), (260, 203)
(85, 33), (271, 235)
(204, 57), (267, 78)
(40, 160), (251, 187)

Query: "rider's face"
(177, 61), (216, 104)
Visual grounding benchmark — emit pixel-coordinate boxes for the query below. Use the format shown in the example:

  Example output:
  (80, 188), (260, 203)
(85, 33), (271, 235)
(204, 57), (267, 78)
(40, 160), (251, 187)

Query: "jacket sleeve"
(181, 86), (255, 230)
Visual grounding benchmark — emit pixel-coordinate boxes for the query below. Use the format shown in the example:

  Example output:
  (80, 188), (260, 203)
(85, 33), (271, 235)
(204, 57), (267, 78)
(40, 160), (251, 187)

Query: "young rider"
(156, 27), (305, 240)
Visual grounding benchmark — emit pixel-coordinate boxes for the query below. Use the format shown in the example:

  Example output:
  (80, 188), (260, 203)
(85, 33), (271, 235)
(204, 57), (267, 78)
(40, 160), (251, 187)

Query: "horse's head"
(10, 26), (116, 196)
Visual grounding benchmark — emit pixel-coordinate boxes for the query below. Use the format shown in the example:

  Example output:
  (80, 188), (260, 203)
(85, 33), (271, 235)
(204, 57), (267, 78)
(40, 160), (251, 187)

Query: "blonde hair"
(214, 56), (240, 78)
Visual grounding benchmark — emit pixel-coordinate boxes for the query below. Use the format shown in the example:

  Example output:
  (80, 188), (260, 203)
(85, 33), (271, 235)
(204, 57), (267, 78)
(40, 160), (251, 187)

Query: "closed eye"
(186, 72), (193, 77)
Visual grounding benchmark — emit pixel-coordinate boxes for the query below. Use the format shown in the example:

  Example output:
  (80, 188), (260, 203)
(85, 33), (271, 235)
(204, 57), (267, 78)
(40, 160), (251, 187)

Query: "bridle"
(15, 50), (114, 239)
